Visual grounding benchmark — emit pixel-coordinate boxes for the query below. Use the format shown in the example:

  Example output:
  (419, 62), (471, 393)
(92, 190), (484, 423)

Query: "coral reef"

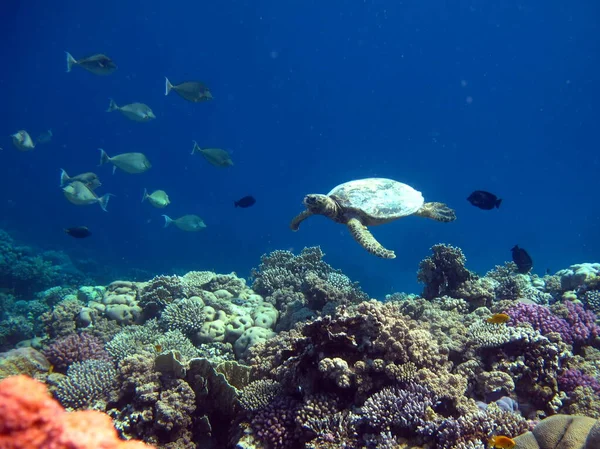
(2, 241), (600, 449)
(0, 229), (90, 298)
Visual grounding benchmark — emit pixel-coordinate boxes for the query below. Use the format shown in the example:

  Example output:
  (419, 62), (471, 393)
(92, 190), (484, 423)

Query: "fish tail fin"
(97, 194), (112, 212)
(234, 200), (239, 207)
(165, 77), (173, 96)
(142, 188), (148, 202)
(162, 215), (173, 228)
(106, 98), (118, 112)
(496, 199), (502, 208)
(191, 141), (200, 155)
(59, 169), (70, 187)
(99, 148), (110, 166)
(65, 52), (76, 72)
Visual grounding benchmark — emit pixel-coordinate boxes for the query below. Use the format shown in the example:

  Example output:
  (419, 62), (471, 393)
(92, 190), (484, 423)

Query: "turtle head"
(303, 194), (338, 218)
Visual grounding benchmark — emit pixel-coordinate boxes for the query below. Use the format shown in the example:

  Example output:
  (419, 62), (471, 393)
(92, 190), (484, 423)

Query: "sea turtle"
(290, 178), (456, 259)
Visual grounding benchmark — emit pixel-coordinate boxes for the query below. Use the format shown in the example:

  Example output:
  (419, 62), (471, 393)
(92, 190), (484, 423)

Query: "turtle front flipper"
(346, 218), (396, 259)
(416, 202), (456, 222)
(290, 210), (314, 231)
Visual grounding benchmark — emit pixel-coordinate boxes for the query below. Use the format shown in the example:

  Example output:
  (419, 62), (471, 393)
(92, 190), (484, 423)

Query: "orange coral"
(0, 375), (153, 449)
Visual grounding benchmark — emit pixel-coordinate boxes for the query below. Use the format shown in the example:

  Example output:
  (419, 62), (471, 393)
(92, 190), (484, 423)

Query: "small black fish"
(512, 245), (533, 274)
(65, 226), (92, 238)
(234, 196), (256, 208)
(467, 190), (502, 210)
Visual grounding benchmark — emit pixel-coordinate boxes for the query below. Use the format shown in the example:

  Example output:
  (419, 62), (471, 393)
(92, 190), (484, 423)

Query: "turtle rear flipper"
(347, 218), (395, 259)
(290, 210), (314, 231)
(416, 202), (456, 222)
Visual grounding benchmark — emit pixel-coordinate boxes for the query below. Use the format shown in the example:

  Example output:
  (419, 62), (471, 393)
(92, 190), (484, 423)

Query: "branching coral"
(40, 298), (84, 339)
(159, 296), (206, 336)
(43, 333), (111, 372)
(139, 275), (185, 316)
(507, 301), (599, 346)
(239, 379), (283, 411)
(107, 321), (200, 363)
(53, 359), (119, 411)
(358, 382), (438, 436)
(250, 247), (368, 331)
(249, 396), (301, 449)
(417, 244), (473, 300)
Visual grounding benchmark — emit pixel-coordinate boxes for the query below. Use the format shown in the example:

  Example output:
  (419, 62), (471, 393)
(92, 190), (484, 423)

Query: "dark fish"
(467, 190), (502, 210)
(235, 196), (256, 208)
(511, 245), (533, 274)
(65, 226), (92, 238)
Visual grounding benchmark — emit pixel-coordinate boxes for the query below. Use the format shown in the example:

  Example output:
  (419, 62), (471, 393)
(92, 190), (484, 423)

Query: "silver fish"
(60, 169), (101, 190)
(62, 181), (112, 211)
(65, 52), (117, 75)
(11, 130), (35, 151)
(107, 99), (155, 122)
(99, 149), (152, 174)
(165, 77), (213, 102)
(162, 214), (206, 232)
(142, 188), (170, 208)
(191, 141), (233, 167)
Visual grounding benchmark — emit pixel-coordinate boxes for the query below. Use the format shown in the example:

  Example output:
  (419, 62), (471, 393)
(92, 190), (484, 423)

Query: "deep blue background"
(1, 0), (598, 297)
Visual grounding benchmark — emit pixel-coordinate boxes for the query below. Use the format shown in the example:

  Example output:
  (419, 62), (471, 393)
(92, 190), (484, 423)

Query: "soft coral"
(0, 375), (153, 449)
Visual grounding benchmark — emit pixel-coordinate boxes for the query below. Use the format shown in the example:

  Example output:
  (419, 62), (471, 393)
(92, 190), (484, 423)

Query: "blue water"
(2, 0), (598, 297)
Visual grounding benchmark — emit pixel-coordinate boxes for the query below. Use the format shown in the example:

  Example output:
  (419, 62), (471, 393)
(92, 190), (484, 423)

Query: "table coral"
(0, 374), (153, 449)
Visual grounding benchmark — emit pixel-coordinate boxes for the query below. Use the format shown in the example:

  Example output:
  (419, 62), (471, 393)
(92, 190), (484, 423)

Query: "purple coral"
(558, 368), (600, 396)
(43, 333), (112, 372)
(563, 301), (600, 344)
(506, 301), (599, 345)
(250, 396), (300, 449)
(359, 382), (438, 436)
(506, 303), (573, 343)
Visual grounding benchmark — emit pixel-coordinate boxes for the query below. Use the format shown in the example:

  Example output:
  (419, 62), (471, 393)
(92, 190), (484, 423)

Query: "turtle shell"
(328, 178), (424, 221)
